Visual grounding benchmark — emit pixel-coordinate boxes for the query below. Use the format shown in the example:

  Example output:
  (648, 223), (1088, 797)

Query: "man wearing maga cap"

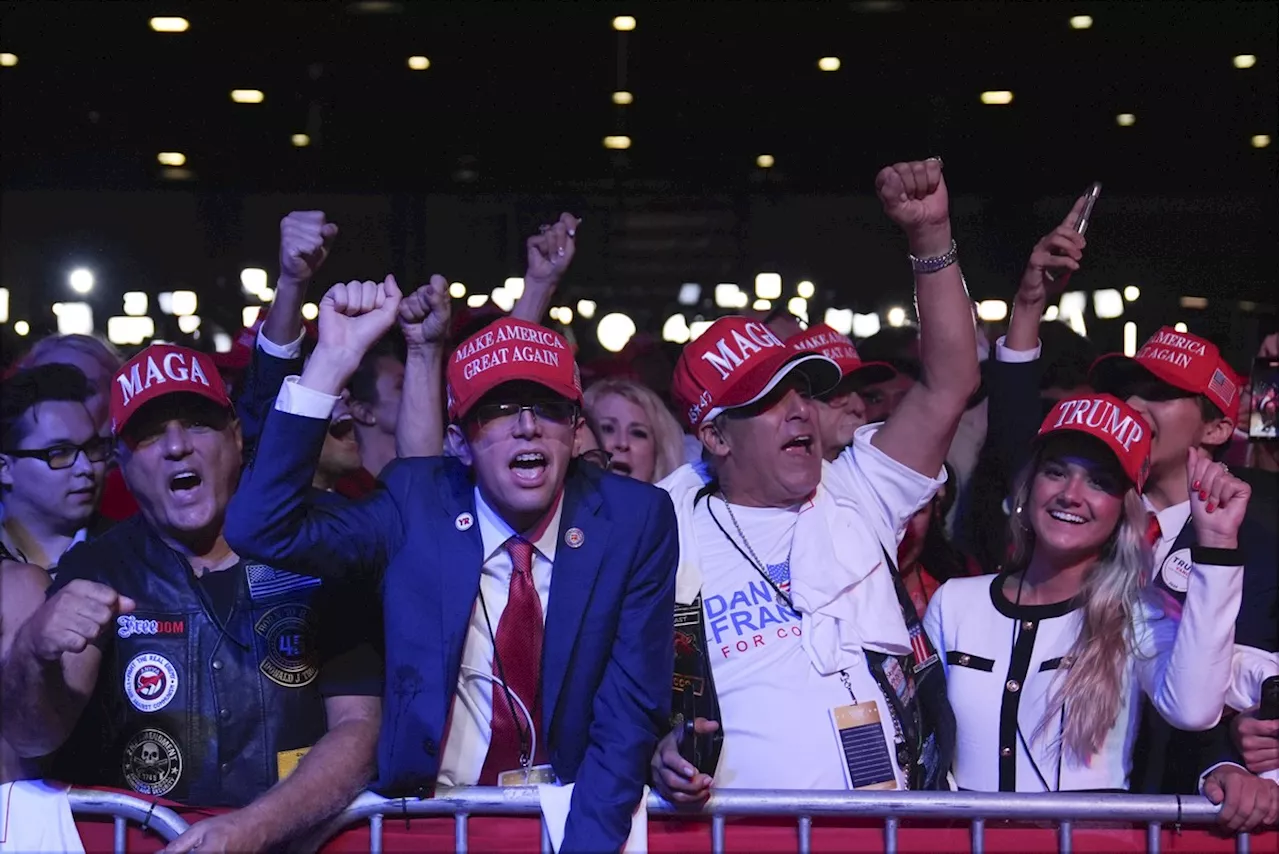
(226, 276), (679, 852)
(785, 323), (896, 462)
(1, 342), (384, 852)
(652, 158), (977, 800)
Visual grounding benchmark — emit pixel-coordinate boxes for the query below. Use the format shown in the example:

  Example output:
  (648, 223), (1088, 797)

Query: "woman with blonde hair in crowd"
(583, 378), (684, 484)
(924, 394), (1252, 795)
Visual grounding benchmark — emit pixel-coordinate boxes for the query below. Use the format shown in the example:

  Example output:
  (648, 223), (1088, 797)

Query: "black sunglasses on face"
(470, 401), (579, 428)
(4, 436), (114, 470)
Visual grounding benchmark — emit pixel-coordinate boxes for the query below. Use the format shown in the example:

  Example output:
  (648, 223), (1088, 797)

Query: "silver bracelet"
(909, 240), (958, 274)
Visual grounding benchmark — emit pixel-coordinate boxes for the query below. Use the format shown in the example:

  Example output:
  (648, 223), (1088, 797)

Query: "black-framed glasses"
(4, 436), (114, 470)
(576, 449), (613, 470)
(471, 401), (579, 428)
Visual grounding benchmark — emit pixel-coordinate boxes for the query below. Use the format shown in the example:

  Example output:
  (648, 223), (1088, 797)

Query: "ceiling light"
(291, 133), (311, 147)
(244, 306), (262, 327)
(612, 91), (634, 105)
(123, 292), (149, 316)
(258, 287), (275, 303)
(108, 316), (155, 346)
(596, 312), (637, 353)
(1233, 54), (1257, 69)
(980, 91), (1014, 105)
(407, 55), (430, 70)
(796, 280), (816, 299)
(576, 299), (597, 319)
(1174, 322), (1188, 333)
(976, 300), (1008, 322)
(817, 57), (841, 72)
(449, 281), (466, 298)
(662, 314), (691, 344)
(755, 272), (782, 300)
(0, 288), (6, 324)
(1123, 285), (1140, 302)
(1116, 113), (1136, 127)
(1251, 134), (1271, 149)
(503, 277), (525, 299)
(824, 308), (854, 335)
(886, 306), (907, 327)
(302, 303), (320, 321)
(851, 313), (880, 339)
(603, 135), (632, 150)
(53, 301), (94, 335)
(1123, 322), (1137, 356)
(1068, 15), (1092, 29)
(0, 53), (17, 68)
(466, 294), (489, 308)
(157, 151), (186, 167)
(69, 268), (95, 294)
(13, 320), (29, 336)
(714, 283), (741, 308)
(756, 154), (775, 169)
(787, 297), (808, 320)
(612, 15), (636, 31)
(1043, 305), (1060, 321)
(1057, 291), (1088, 337)
(752, 299), (772, 311)
(1092, 289), (1124, 319)
(161, 168), (194, 181)
(1179, 296), (1208, 309)
(170, 290), (198, 316)
(149, 17), (190, 33)
(178, 315), (201, 334)
(490, 287), (514, 312)
(214, 332), (233, 352)
(240, 268), (268, 295)
(677, 283), (702, 305)
(230, 89), (265, 104)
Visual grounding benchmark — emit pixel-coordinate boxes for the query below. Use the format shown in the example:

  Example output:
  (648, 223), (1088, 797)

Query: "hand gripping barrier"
(313, 787), (1263, 854)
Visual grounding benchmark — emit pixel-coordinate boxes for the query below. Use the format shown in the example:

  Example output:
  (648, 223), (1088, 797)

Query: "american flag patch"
(1208, 369), (1237, 405)
(245, 563), (322, 600)
(908, 621), (934, 669)
(765, 559), (792, 595)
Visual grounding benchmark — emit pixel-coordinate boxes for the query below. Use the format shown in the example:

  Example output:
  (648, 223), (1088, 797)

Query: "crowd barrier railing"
(67, 788), (190, 851)
(313, 787), (1255, 854)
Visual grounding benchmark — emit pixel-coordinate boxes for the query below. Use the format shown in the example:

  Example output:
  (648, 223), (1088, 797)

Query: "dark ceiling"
(2, 0), (1276, 195)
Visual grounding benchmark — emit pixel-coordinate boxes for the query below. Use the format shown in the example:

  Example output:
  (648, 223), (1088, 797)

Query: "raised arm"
(1005, 196), (1084, 352)
(262, 211), (337, 349)
(511, 213), (581, 325)
(395, 275), (451, 458)
(870, 160), (980, 477)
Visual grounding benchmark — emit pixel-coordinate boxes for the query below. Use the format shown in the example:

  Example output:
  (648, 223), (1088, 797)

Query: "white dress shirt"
(1142, 496), (1192, 571)
(436, 489), (563, 786)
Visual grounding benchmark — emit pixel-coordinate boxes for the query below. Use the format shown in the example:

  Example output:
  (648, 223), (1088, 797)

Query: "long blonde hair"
(1006, 451), (1153, 763)
(583, 379), (685, 483)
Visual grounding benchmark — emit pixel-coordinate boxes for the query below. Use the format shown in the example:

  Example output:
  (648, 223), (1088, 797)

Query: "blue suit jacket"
(225, 408), (678, 851)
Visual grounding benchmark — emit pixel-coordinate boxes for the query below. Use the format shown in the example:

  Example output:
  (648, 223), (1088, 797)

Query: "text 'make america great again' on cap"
(453, 322), (567, 381)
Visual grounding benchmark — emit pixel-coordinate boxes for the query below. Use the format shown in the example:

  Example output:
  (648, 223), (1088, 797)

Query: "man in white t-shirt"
(651, 158), (980, 800)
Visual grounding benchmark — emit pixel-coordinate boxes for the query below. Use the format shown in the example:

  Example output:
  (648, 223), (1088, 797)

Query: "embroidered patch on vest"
(122, 728), (182, 796)
(255, 603), (318, 687)
(123, 652), (179, 713)
(245, 562), (322, 600)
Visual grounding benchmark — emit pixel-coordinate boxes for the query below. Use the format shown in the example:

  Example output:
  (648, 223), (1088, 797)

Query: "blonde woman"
(583, 379), (684, 483)
(924, 394), (1248, 792)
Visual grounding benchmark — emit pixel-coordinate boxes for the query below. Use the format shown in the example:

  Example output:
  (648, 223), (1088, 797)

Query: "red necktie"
(478, 537), (547, 784)
(1145, 513), (1162, 549)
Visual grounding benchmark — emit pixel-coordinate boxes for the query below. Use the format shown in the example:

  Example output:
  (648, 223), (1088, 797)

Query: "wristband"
(1191, 546), (1243, 566)
(909, 240), (958, 274)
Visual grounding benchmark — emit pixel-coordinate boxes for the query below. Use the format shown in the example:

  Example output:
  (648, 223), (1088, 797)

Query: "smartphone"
(1074, 182), (1102, 236)
(1249, 357), (1279, 440)
(1260, 676), (1278, 720)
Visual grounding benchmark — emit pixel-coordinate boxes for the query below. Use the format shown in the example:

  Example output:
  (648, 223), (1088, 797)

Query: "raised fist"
(875, 159), (950, 244)
(1018, 196), (1088, 306)
(398, 274), (452, 350)
(525, 212), (581, 289)
(317, 276), (402, 361)
(1186, 449), (1251, 548)
(280, 211), (339, 285)
(22, 580), (136, 661)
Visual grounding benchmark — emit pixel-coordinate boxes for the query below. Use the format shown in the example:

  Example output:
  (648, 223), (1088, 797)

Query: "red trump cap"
(785, 324), (897, 388)
(1036, 393), (1152, 490)
(446, 317), (583, 420)
(1090, 326), (1241, 423)
(111, 344), (232, 435)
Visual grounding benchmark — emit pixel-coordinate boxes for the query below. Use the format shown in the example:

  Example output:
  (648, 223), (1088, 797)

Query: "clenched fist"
(279, 211), (338, 285)
(21, 580), (136, 661)
(399, 274), (452, 351)
(317, 276), (403, 362)
(525, 212), (581, 290)
(875, 159), (951, 254)
(1186, 449), (1251, 548)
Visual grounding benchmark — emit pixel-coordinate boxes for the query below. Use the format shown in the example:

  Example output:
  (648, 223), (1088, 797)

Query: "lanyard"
(477, 587), (532, 769)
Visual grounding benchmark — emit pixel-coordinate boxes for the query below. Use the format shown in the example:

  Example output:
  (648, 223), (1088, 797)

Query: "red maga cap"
(785, 323), (897, 389)
(1036, 393), (1152, 490)
(111, 344), (232, 435)
(671, 316), (840, 430)
(1090, 326), (1241, 423)
(446, 317), (582, 420)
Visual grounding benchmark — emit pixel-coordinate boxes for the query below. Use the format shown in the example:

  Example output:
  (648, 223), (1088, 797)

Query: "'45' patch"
(254, 604), (318, 688)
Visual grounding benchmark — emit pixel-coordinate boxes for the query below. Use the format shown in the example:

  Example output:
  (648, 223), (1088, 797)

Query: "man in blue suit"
(225, 275), (678, 851)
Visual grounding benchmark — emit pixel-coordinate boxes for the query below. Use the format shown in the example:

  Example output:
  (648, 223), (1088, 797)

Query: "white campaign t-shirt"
(694, 495), (905, 790)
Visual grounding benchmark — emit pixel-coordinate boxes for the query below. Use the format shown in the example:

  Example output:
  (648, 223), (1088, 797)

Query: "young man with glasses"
(226, 278), (679, 852)
(0, 363), (112, 577)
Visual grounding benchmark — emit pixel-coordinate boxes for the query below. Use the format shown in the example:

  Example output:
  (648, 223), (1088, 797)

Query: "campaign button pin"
(456, 512), (474, 532)
(565, 527), (585, 549)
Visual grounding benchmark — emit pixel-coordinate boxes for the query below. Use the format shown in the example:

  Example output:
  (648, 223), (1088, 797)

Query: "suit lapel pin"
(565, 527), (585, 549)
(455, 512), (474, 531)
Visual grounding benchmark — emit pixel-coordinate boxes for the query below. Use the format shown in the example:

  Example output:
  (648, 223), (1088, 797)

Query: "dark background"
(2, 0), (1276, 367)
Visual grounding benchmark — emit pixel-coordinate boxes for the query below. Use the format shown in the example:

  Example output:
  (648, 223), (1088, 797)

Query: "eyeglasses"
(470, 401), (579, 428)
(576, 449), (613, 470)
(4, 436), (114, 470)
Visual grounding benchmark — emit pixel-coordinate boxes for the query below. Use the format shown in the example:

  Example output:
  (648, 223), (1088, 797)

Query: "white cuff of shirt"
(257, 328), (306, 360)
(1199, 761), (1249, 795)
(994, 335), (1041, 363)
(274, 375), (339, 420)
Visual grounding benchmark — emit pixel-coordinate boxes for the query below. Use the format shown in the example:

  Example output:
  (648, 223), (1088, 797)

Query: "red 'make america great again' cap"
(1089, 326), (1241, 423)
(446, 317), (583, 420)
(784, 323), (897, 389)
(1036, 393), (1152, 490)
(111, 344), (233, 435)
(671, 316), (841, 430)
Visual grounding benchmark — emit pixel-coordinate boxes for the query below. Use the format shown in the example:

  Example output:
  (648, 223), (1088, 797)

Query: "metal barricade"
(68, 788), (190, 852)
(320, 787), (1252, 854)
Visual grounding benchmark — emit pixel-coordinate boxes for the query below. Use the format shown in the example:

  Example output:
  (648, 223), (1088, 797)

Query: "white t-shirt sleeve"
(994, 335), (1042, 363)
(274, 375), (340, 420)
(827, 424), (947, 540)
(1133, 560), (1244, 732)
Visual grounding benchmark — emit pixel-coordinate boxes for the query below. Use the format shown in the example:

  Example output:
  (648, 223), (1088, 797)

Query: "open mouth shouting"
(781, 434), (814, 456)
(510, 450), (549, 487)
(168, 469), (205, 504)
